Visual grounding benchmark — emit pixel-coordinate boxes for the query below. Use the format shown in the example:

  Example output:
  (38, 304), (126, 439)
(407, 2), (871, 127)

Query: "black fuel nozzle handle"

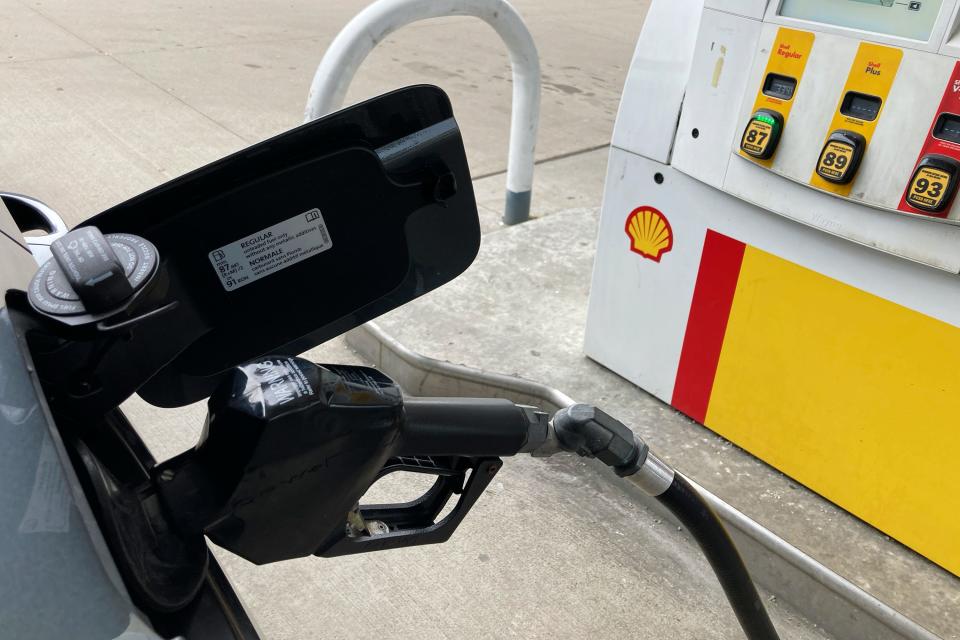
(154, 359), (549, 564)
(320, 397), (548, 557)
(315, 396), (548, 557)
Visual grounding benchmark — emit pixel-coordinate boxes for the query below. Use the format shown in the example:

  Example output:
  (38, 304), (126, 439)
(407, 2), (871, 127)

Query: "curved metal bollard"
(305, 0), (541, 225)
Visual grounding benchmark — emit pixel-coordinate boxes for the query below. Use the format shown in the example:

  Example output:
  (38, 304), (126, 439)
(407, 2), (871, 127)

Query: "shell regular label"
(739, 27), (815, 166)
(209, 208), (333, 291)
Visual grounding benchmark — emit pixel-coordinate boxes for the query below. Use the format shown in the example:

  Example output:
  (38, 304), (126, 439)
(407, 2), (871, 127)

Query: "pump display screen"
(933, 113), (960, 144)
(762, 73), (797, 101)
(840, 91), (882, 121)
(779, 0), (943, 42)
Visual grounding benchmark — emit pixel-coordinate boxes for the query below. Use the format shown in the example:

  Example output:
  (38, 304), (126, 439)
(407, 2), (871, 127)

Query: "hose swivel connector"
(551, 404), (648, 477)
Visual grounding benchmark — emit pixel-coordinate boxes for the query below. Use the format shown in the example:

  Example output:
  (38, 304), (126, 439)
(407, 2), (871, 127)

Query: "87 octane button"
(740, 109), (784, 160)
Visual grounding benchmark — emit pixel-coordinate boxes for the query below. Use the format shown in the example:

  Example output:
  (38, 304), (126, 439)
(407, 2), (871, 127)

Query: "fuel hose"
(656, 473), (780, 640)
(543, 403), (781, 640)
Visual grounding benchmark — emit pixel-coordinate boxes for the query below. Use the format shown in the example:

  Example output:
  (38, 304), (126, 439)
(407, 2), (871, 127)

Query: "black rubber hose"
(656, 474), (781, 640)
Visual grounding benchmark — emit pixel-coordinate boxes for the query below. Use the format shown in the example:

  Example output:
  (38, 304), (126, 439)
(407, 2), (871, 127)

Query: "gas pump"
(585, 0), (960, 577)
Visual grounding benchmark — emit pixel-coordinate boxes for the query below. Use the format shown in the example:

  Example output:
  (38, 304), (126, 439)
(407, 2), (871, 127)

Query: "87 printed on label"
(742, 120), (773, 157)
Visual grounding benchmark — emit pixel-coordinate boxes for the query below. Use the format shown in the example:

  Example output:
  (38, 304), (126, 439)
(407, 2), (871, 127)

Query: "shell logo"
(625, 206), (673, 262)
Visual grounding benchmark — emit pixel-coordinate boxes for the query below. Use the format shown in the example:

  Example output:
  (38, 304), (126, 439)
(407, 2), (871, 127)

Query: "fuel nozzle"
(155, 357), (405, 564)
(153, 358), (550, 564)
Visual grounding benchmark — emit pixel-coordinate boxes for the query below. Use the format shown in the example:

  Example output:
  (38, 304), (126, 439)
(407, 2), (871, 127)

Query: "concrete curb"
(347, 321), (943, 640)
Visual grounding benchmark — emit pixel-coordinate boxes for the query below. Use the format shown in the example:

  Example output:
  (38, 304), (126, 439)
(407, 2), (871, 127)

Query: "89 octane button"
(816, 130), (865, 185)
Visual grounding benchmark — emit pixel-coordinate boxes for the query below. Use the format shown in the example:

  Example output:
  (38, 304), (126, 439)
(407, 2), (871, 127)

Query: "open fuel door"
(15, 85), (480, 413)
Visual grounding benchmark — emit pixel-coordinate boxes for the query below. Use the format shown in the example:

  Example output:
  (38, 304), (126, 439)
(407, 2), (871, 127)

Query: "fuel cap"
(28, 227), (158, 317)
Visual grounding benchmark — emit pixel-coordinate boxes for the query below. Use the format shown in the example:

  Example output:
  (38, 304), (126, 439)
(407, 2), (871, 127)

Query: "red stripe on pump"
(898, 60), (960, 217)
(671, 230), (746, 423)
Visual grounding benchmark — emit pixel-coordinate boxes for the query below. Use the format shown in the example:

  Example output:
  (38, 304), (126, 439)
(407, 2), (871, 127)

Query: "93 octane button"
(904, 155), (960, 213)
(209, 208), (333, 291)
(907, 167), (950, 210)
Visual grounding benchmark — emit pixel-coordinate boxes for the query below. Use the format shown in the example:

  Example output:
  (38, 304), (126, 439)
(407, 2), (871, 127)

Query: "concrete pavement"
(0, 0), (644, 225)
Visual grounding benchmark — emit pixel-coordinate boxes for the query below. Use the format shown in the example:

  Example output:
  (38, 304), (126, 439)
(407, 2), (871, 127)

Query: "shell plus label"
(209, 208), (332, 291)
(810, 42), (903, 196)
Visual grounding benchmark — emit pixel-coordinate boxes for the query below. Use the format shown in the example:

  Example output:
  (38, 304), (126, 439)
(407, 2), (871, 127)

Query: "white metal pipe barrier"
(305, 0), (541, 225)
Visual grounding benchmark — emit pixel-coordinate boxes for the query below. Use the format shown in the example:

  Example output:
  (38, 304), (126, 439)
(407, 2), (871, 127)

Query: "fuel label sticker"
(209, 208), (333, 291)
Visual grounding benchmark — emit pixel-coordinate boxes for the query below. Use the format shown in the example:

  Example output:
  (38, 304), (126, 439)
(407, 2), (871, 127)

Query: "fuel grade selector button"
(905, 155), (960, 213)
(740, 109), (784, 159)
(815, 130), (866, 184)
